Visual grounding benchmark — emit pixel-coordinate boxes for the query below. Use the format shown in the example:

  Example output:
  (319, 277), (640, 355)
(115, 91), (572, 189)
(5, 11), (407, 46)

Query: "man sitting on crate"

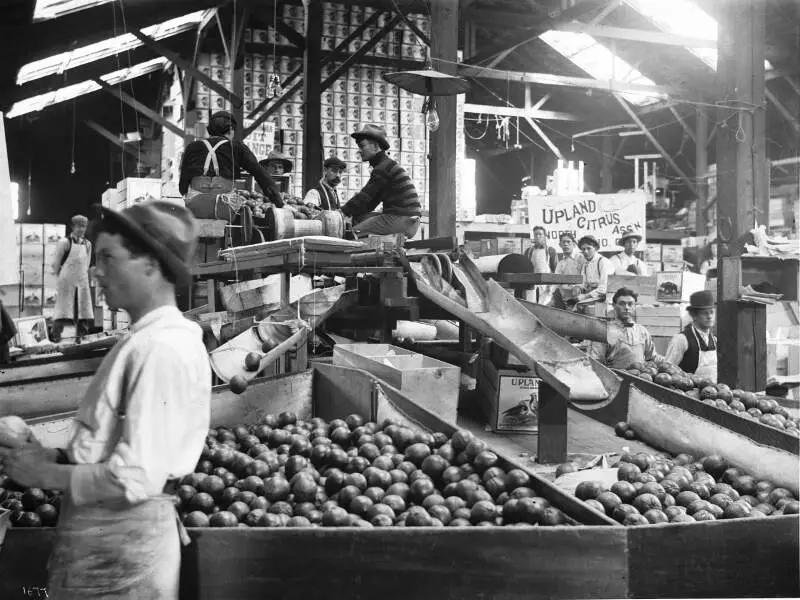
(586, 287), (664, 370)
(1, 201), (211, 598)
(664, 290), (717, 381)
(340, 125), (421, 238)
(179, 110), (283, 219)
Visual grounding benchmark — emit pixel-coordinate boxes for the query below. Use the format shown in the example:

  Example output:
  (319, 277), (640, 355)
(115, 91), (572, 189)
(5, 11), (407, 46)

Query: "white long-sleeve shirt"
(65, 305), (211, 507)
(580, 253), (612, 301)
(609, 252), (648, 276)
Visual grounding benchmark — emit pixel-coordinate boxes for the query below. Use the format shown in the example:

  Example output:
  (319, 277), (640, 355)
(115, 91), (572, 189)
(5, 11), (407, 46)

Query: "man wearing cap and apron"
(341, 124), (421, 238)
(610, 231), (648, 276)
(665, 290), (717, 381)
(587, 287), (664, 369)
(1, 202), (211, 599)
(303, 157), (346, 210)
(51, 214), (94, 342)
(574, 235), (612, 315)
(179, 110), (282, 218)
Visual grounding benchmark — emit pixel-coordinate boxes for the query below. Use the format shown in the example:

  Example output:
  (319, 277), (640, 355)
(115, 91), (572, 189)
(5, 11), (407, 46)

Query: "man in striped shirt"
(341, 125), (421, 238)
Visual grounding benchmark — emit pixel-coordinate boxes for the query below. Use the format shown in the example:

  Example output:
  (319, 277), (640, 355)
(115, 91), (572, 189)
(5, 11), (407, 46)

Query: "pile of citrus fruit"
(565, 451), (798, 525)
(624, 362), (800, 436)
(178, 413), (573, 528)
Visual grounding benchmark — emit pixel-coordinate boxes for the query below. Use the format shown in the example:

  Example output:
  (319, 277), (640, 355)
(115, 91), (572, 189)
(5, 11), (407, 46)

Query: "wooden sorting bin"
(4, 365), (798, 599)
(332, 343), (461, 424)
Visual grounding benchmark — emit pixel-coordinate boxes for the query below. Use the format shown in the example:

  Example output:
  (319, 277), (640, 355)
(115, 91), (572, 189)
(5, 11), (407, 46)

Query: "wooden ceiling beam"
(464, 103), (578, 122)
(553, 23), (717, 49)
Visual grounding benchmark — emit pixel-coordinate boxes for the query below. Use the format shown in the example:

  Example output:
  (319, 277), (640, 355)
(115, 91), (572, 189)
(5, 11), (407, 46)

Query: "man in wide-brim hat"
(339, 124), (422, 238)
(610, 231), (648, 276)
(665, 290), (718, 380)
(260, 149), (294, 176)
(1, 201), (212, 598)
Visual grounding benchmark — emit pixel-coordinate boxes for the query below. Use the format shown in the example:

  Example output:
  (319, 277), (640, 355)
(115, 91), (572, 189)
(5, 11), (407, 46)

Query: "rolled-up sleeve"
(69, 346), (210, 506)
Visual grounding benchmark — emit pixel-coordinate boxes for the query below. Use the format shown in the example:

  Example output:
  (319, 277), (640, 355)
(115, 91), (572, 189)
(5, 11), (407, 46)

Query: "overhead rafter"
(94, 77), (189, 140)
(132, 29), (243, 107)
(20, 0), (221, 66)
(669, 106), (697, 144)
(461, 0), (608, 67)
(765, 88), (800, 134)
(275, 21), (306, 50)
(244, 9), (400, 138)
(552, 23), (717, 49)
(245, 8), (386, 122)
(455, 63), (677, 99)
(464, 103), (578, 122)
(613, 94), (698, 196)
(523, 85), (561, 158)
(84, 119), (155, 167)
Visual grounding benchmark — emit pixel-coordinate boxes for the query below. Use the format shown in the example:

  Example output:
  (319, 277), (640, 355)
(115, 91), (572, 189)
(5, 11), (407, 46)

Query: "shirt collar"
(369, 151), (387, 167)
(129, 305), (182, 334)
(71, 234), (85, 244)
(319, 178), (337, 192)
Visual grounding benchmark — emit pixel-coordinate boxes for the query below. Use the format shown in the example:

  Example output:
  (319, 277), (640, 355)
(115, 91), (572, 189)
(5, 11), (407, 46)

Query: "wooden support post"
(601, 133), (613, 193)
(695, 106), (708, 235)
(302, 0), (323, 191)
(230, 6), (248, 143)
(716, 0), (768, 390)
(428, 0), (458, 238)
(536, 382), (568, 464)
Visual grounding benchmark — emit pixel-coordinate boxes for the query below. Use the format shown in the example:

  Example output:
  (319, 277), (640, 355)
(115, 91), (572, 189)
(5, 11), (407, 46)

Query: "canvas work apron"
(607, 333), (647, 370)
(47, 352), (191, 599)
(691, 327), (718, 381)
(55, 239), (93, 321)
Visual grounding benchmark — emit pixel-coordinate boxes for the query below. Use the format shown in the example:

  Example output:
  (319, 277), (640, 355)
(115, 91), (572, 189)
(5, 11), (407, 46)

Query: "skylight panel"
(540, 30), (665, 105)
(624, 0), (771, 71)
(17, 10), (208, 85)
(6, 57), (168, 118)
(33, 0), (116, 22)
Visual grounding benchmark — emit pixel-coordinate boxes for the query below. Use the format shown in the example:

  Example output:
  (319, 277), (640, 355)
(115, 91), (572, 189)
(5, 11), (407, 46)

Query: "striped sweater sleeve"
(341, 167), (390, 217)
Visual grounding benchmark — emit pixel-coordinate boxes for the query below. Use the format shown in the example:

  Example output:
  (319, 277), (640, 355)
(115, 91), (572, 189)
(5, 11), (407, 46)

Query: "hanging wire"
(118, 0), (141, 169)
(70, 100), (77, 174)
(112, 3), (125, 177)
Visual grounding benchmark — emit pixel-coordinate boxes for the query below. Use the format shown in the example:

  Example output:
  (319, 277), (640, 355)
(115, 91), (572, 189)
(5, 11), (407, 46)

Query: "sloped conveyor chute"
(399, 253), (621, 406)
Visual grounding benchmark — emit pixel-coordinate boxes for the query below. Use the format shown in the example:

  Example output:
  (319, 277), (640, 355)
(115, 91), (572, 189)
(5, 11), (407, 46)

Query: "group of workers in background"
(179, 111), (421, 239)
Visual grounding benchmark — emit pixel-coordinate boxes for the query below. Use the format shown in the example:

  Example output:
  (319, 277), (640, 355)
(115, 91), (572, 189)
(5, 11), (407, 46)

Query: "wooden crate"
(477, 357), (540, 434)
(333, 343), (461, 424)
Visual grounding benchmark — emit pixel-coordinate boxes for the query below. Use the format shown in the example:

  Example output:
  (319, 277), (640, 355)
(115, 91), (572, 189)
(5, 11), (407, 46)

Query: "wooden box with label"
(477, 357), (540, 434)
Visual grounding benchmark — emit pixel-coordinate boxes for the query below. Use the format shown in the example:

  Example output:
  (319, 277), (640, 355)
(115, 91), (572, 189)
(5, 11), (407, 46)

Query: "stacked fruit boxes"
(193, 5), (440, 209)
(1, 224), (66, 320)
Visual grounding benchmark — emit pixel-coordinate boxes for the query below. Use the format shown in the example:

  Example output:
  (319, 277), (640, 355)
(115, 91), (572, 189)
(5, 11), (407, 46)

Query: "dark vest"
(678, 324), (716, 374)
(314, 182), (340, 210)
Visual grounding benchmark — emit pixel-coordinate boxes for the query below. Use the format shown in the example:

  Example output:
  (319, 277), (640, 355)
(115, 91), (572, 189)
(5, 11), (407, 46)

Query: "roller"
(264, 205), (345, 240)
(472, 253), (534, 276)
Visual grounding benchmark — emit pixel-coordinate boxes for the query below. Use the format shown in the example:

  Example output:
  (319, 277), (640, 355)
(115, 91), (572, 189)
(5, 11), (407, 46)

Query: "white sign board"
(527, 192), (647, 251)
(244, 120), (276, 162)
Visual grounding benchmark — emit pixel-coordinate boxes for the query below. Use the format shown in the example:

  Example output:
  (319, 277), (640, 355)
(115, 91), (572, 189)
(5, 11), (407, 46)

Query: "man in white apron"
(51, 214), (94, 342)
(1, 201), (211, 599)
(587, 287), (664, 369)
(524, 226), (558, 274)
(664, 290), (717, 381)
(609, 231), (648, 276)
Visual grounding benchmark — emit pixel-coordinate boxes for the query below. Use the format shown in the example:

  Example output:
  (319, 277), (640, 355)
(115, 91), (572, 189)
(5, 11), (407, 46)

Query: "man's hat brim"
(98, 205), (192, 286)
(618, 233), (643, 244)
(351, 131), (390, 151)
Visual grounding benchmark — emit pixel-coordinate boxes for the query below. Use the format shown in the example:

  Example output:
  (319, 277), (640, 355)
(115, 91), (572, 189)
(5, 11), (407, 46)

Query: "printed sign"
(496, 375), (540, 433)
(243, 120), (276, 161)
(527, 192), (647, 251)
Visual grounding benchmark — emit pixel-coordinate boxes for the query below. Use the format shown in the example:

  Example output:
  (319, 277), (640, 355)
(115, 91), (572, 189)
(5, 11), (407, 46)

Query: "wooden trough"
(0, 364), (797, 600)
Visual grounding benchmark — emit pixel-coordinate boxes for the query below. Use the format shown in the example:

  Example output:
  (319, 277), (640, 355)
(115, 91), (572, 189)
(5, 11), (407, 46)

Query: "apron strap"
(202, 139), (228, 176)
